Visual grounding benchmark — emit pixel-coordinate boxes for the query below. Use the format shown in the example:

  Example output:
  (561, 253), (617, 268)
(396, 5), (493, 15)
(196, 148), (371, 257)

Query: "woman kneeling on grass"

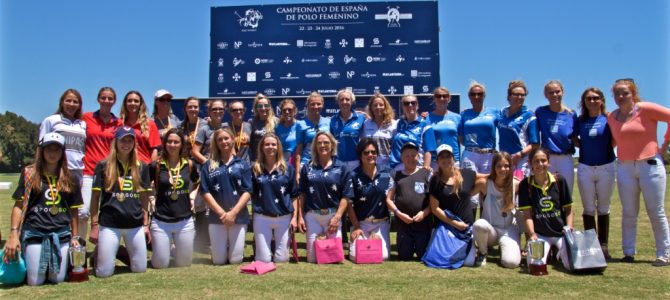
(90, 126), (152, 277)
(471, 152), (521, 268)
(518, 148), (573, 268)
(149, 128), (198, 268)
(4, 133), (82, 286)
(200, 128), (252, 265)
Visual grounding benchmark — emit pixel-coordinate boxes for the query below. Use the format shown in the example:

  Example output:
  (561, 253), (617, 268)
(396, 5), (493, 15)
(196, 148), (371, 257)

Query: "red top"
(125, 119), (161, 164)
(82, 111), (121, 175)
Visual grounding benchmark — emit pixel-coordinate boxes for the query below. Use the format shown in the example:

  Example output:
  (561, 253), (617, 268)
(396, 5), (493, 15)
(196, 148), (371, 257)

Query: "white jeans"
(24, 242), (69, 286)
(617, 156), (670, 257)
(349, 220), (391, 261)
(577, 162), (615, 216)
(253, 214), (291, 263)
(461, 150), (494, 174)
(79, 175), (94, 239)
(96, 226), (147, 277)
(548, 154), (575, 195)
(209, 223), (247, 265)
(472, 219), (521, 268)
(150, 218), (195, 268)
(526, 235), (569, 269)
(305, 211), (342, 263)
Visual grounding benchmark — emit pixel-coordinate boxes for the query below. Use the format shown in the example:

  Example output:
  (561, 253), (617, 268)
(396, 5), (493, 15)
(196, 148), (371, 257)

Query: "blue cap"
(401, 142), (419, 152)
(115, 126), (136, 139)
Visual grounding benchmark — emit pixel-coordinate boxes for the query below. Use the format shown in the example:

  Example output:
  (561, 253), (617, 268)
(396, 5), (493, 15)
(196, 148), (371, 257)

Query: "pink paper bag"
(314, 237), (344, 264)
(240, 261), (276, 275)
(354, 239), (383, 264)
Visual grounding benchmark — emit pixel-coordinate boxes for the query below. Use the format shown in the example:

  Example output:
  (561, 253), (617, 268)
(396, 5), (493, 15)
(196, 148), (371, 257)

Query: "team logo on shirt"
(172, 175), (185, 189)
(121, 178), (133, 191)
(44, 189), (62, 206)
(414, 182), (425, 194)
(539, 195), (554, 212)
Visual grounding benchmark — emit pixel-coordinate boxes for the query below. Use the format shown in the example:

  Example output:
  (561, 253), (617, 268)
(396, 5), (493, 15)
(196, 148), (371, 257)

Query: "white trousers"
(461, 150), (494, 174)
(209, 223), (247, 265)
(472, 219), (521, 268)
(150, 218), (195, 268)
(526, 234), (569, 269)
(79, 175), (94, 239)
(617, 156), (670, 257)
(96, 226), (147, 277)
(349, 220), (391, 261)
(253, 214), (291, 263)
(24, 242), (69, 286)
(305, 211), (342, 263)
(577, 162), (615, 216)
(548, 154), (575, 195)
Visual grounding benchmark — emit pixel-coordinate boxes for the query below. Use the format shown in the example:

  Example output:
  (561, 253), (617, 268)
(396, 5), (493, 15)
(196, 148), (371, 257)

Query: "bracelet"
(10, 227), (19, 231)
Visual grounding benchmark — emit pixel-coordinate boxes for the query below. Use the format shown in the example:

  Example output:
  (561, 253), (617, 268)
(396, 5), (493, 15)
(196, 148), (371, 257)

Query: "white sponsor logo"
(232, 73), (241, 82)
(382, 72), (404, 77)
(217, 58), (224, 67)
(354, 38), (364, 48)
(414, 40), (431, 44)
(344, 55), (356, 64)
(262, 72), (273, 82)
(388, 86), (397, 95)
(410, 70), (432, 78)
(234, 41), (242, 49)
(296, 40), (303, 47)
(254, 58), (274, 64)
(366, 56), (386, 63)
(283, 57), (293, 64)
(280, 73), (299, 80)
(282, 88), (291, 95)
(361, 72), (377, 78)
(268, 42), (291, 47)
(422, 85), (430, 93)
(247, 42), (263, 48)
(388, 39), (408, 46)
(328, 72), (341, 79)
(404, 85), (414, 95)
(375, 6), (413, 28)
(346, 71), (355, 79)
(235, 9), (263, 29)
(247, 72), (256, 82)
(232, 57), (245, 67)
(374, 86), (380, 93)
(217, 73), (224, 83)
(305, 73), (322, 78)
(324, 39), (332, 49)
(217, 42), (228, 49)
(353, 88), (366, 94)
(218, 88), (235, 96)
(339, 39), (348, 47)
(414, 56), (431, 61)
(317, 89), (337, 94)
(264, 88), (276, 96)
(296, 89), (310, 95)
(301, 58), (319, 63)
(396, 55), (405, 62)
(241, 90), (258, 95)
(327, 55), (335, 64)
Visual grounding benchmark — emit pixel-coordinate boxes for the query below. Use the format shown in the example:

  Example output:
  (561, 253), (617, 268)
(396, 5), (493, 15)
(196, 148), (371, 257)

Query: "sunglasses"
(211, 108), (225, 112)
(402, 101), (418, 107)
(434, 94), (449, 99)
(157, 98), (171, 103)
(585, 96), (602, 101)
(256, 104), (271, 109)
(231, 108), (245, 113)
(510, 93), (526, 97)
(282, 108), (295, 113)
(363, 150), (377, 156)
(469, 92), (484, 97)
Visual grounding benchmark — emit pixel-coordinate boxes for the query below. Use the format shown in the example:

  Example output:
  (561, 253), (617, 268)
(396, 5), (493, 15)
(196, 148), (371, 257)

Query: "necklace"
(187, 119), (200, 146)
(157, 115), (171, 130)
(46, 174), (60, 215)
(231, 122), (244, 151)
(166, 159), (183, 200)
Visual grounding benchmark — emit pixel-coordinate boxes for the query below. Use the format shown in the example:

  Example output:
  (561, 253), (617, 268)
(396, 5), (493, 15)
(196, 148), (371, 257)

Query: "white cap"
(39, 132), (65, 147)
(154, 89), (173, 99)
(436, 144), (454, 156)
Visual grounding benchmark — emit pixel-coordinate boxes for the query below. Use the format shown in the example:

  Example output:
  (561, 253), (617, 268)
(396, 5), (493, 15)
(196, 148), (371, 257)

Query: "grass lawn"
(1, 172), (669, 299)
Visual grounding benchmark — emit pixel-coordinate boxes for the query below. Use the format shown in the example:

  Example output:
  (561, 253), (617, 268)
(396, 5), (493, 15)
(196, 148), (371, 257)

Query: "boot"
(582, 214), (596, 231)
(597, 214), (611, 260)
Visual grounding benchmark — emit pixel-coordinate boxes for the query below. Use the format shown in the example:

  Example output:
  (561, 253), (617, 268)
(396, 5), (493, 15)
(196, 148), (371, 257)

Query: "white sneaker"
(474, 254), (487, 267)
(652, 256), (669, 267)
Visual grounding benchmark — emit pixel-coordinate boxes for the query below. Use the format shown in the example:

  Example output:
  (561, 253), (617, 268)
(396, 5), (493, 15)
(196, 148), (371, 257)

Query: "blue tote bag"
(422, 209), (473, 269)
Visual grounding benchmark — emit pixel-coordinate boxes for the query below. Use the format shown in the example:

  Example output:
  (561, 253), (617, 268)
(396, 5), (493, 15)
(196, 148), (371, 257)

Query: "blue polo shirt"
(426, 112), (461, 161)
(252, 164), (299, 217)
(390, 117), (438, 168)
(300, 159), (354, 210)
(459, 107), (498, 149)
(330, 111), (365, 162)
(275, 121), (299, 157)
(351, 167), (394, 220)
(535, 106), (578, 155)
(296, 117), (331, 165)
(200, 157), (252, 225)
(497, 106), (539, 155)
(576, 115), (616, 166)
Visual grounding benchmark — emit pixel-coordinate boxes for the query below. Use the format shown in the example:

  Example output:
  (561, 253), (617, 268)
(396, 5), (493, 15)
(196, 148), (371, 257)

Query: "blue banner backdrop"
(209, 1), (440, 99)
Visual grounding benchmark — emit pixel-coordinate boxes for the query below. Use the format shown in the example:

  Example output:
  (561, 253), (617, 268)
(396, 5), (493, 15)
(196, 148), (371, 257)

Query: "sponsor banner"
(210, 2), (439, 98)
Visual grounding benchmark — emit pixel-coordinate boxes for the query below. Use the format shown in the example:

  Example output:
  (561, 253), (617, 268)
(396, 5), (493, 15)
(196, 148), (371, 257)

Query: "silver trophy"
(528, 239), (548, 275)
(68, 238), (89, 282)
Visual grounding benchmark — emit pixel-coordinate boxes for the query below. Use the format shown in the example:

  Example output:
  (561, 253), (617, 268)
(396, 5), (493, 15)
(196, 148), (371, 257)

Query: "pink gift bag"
(354, 239), (383, 264)
(314, 237), (344, 264)
(240, 261), (277, 275)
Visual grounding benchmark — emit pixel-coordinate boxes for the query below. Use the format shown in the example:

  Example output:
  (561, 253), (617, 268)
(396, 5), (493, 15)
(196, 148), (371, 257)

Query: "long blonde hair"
(252, 93), (276, 133)
(436, 153), (463, 196)
(310, 131), (337, 166)
(104, 138), (141, 192)
(120, 91), (150, 137)
(367, 93), (395, 127)
(208, 127), (236, 171)
(252, 133), (288, 176)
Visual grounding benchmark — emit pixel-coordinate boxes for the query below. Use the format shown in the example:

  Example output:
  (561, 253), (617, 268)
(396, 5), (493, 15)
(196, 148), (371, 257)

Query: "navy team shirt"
(351, 167), (394, 220)
(300, 159), (354, 210)
(252, 164), (299, 216)
(535, 105), (578, 155)
(200, 157), (252, 225)
(576, 115), (616, 166)
(330, 111), (365, 162)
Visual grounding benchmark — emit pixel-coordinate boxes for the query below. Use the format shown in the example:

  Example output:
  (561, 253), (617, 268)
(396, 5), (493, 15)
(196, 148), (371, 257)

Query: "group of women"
(3, 79), (670, 286)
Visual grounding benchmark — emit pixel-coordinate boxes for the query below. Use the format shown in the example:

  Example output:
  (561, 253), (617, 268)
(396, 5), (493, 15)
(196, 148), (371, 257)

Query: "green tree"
(0, 111), (39, 172)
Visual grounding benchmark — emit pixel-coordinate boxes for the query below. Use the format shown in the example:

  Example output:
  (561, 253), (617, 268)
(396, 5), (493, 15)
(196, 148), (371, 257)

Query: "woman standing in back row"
(607, 79), (670, 266)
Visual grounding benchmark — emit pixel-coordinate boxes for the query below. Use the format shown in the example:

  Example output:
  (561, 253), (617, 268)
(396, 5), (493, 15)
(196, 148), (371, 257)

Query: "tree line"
(0, 111), (38, 173)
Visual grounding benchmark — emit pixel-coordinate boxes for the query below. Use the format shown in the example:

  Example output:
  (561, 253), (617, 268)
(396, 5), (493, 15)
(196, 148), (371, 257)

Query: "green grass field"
(1, 172), (669, 299)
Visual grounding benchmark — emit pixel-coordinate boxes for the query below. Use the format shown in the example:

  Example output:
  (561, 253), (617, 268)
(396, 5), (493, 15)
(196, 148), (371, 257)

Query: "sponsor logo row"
(215, 70), (432, 83)
(216, 38), (431, 50)
(214, 84), (434, 97)
(216, 54), (432, 67)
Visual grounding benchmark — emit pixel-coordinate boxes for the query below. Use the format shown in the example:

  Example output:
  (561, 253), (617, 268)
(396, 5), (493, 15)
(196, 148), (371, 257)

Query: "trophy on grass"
(68, 237), (89, 282)
(528, 239), (548, 276)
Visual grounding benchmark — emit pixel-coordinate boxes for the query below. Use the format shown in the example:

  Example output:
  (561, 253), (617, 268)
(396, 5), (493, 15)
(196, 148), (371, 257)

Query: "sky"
(1, 0), (668, 137)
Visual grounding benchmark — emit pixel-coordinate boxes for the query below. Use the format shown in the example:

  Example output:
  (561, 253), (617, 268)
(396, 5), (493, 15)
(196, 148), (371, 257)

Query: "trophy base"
(529, 263), (548, 276)
(68, 269), (89, 282)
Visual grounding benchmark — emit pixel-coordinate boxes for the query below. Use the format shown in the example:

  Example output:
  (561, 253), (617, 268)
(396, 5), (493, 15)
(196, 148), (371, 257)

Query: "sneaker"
(652, 257), (669, 267)
(620, 255), (635, 263)
(474, 254), (487, 267)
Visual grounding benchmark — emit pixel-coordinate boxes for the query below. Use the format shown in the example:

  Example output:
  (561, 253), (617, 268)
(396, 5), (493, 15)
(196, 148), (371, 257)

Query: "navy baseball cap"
(401, 142), (419, 152)
(115, 126), (136, 139)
